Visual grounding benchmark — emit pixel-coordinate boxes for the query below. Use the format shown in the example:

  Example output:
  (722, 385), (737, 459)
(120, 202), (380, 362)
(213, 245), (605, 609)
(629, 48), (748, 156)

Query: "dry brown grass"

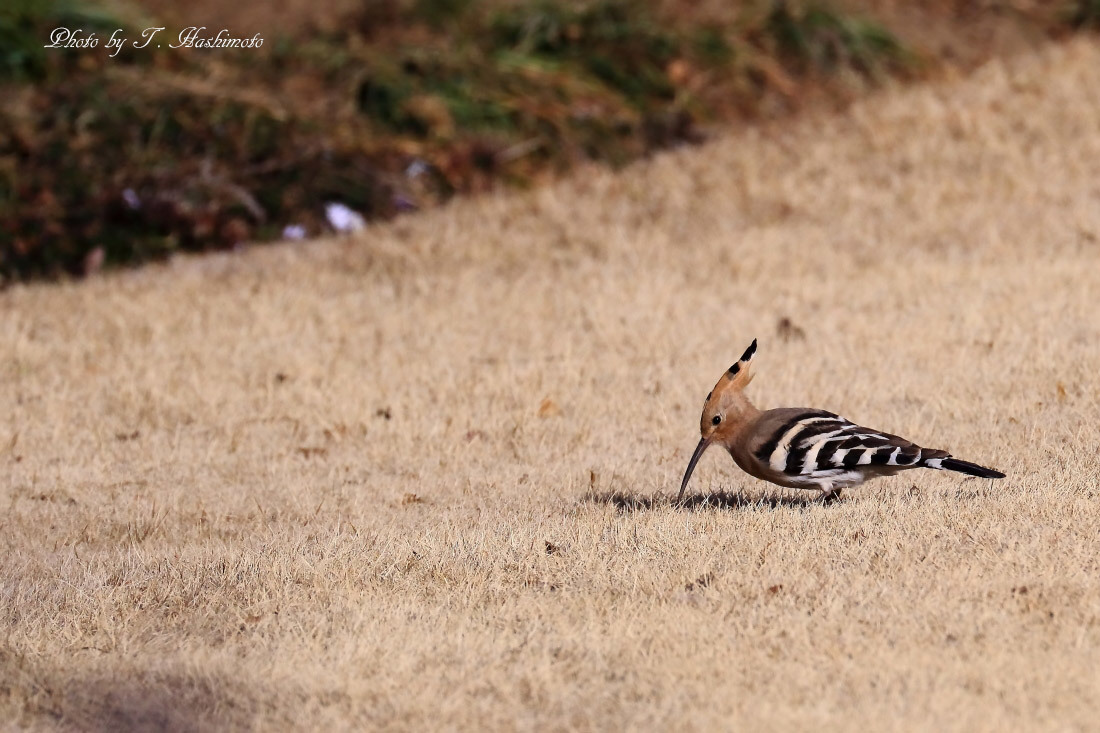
(4, 38), (1100, 731)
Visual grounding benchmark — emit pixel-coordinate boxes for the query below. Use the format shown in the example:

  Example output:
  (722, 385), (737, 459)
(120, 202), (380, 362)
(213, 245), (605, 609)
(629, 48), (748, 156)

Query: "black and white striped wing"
(754, 411), (923, 486)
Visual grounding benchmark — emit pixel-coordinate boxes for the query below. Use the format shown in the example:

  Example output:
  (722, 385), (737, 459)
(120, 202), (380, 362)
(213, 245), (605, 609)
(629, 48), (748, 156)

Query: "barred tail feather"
(932, 456), (1005, 479)
(941, 458), (1005, 479)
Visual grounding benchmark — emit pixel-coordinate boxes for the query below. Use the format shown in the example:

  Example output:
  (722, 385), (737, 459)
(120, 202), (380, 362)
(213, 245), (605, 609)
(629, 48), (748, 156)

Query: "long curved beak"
(678, 438), (710, 501)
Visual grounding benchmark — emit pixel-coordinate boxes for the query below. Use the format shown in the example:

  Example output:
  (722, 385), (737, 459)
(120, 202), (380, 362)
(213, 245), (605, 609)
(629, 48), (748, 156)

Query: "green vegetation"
(0, 0), (121, 81)
(1067, 0), (1100, 29)
(2, 0), (916, 282)
(759, 1), (907, 76)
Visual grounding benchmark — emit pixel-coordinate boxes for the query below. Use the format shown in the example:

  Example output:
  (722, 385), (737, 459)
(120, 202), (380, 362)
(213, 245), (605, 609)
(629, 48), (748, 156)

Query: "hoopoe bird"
(678, 339), (1005, 501)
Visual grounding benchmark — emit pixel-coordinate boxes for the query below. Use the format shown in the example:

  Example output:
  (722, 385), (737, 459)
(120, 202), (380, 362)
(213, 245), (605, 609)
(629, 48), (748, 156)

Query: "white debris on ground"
(282, 224), (307, 240)
(324, 202), (367, 233)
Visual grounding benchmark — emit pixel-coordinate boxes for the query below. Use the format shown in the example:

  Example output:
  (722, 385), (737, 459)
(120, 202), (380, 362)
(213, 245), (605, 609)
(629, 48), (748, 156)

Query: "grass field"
(3, 37), (1100, 731)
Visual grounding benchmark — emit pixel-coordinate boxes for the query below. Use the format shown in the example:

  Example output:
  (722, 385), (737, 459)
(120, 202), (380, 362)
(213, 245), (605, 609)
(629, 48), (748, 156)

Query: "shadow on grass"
(7, 661), (252, 733)
(583, 489), (842, 512)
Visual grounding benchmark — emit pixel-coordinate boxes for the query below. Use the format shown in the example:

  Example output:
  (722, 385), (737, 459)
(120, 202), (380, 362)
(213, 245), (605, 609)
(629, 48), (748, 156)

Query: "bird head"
(678, 338), (758, 500)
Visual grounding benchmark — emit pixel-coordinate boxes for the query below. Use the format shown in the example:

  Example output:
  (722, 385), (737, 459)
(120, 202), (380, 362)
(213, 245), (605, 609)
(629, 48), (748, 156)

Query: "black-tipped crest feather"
(739, 338), (758, 363)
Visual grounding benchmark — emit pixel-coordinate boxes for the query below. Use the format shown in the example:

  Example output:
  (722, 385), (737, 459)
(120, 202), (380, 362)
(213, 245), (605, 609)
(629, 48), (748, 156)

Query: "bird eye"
(711, 415), (722, 426)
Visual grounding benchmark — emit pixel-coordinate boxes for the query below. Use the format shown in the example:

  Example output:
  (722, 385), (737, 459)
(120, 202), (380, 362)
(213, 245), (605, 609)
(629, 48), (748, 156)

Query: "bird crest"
(688, 338), (761, 469)
(709, 337), (757, 402)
